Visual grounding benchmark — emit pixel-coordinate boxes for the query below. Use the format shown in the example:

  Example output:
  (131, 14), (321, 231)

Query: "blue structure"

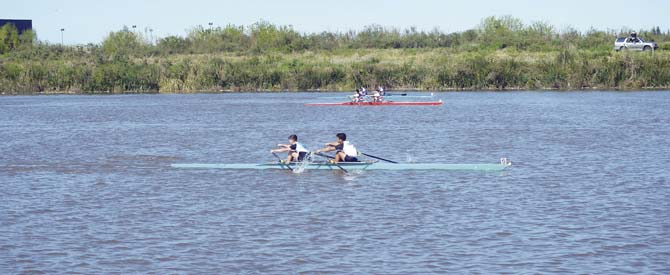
(0, 19), (32, 34)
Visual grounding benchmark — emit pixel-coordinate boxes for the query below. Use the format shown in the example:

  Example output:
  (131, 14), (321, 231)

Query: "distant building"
(0, 19), (32, 34)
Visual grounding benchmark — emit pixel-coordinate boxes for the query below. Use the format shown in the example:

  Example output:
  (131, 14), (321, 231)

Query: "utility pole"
(208, 22), (213, 31)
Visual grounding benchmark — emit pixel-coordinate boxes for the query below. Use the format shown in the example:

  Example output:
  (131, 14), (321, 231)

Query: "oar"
(385, 93), (434, 98)
(313, 152), (348, 173)
(314, 152), (334, 159)
(360, 152), (398, 164)
(272, 152), (293, 171)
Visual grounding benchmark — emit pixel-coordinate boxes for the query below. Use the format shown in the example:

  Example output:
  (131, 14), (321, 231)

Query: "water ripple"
(1, 92), (670, 274)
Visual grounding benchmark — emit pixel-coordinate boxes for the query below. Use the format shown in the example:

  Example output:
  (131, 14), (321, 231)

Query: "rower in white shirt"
(315, 133), (359, 163)
(270, 134), (310, 163)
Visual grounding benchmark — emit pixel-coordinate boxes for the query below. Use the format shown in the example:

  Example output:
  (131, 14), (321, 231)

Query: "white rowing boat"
(172, 158), (511, 171)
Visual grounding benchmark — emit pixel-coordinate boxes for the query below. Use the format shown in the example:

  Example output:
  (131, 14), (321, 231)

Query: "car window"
(616, 38), (626, 42)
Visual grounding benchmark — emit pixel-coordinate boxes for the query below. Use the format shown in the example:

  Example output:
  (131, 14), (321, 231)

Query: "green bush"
(1, 17), (669, 94)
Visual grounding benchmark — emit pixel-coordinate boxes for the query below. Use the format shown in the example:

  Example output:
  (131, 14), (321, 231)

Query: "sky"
(2, 0), (668, 45)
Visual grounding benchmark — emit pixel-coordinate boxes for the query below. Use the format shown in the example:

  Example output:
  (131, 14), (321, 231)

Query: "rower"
(270, 134), (310, 163)
(315, 133), (359, 163)
(378, 86), (385, 97)
(355, 88), (367, 102)
(371, 90), (380, 102)
(351, 88), (362, 103)
(372, 86), (384, 102)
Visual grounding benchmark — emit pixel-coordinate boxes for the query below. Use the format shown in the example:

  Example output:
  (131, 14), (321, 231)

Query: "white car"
(614, 37), (659, 51)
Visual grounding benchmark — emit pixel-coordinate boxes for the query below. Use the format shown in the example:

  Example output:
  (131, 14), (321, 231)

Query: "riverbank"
(4, 87), (670, 96)
(2, 17), (670, 95)
(2, 48), (669, 95)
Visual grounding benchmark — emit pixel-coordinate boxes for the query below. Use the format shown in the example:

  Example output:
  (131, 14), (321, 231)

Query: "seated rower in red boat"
(359, 87), (368, 102)
(350, 88), (367, 103)
(371, 86), (385, 102)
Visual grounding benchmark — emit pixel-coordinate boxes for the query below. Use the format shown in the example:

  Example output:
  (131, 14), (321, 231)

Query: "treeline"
(1, 16), (669, 94)
(102, 17), (670, 55)
(81, 17), (670, 55)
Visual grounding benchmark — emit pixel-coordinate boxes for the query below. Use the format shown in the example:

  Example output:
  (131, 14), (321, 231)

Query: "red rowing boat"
(305, 100), (443, 106)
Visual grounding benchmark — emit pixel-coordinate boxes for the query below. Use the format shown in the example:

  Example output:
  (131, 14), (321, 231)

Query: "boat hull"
(305, 101), (443, 106)
(317, 93), (435, 100)
(171, 162), (510, 171)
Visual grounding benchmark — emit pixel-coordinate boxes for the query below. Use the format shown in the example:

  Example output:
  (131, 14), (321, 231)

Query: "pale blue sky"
(2, 0), (668, 44)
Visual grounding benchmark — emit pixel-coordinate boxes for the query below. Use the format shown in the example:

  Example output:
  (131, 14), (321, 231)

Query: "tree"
(478, 16), (525, 49)
(101, 27), (147, 60)
(0, 23), (20, 54)
(18, 29), (36, 50)
(157, 35), (191, 54)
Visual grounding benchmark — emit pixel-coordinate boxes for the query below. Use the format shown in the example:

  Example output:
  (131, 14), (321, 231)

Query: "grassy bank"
(2, 48), (669, 94)
(1, 17), (669, 94)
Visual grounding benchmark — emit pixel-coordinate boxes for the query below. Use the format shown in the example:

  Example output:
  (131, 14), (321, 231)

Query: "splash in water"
(291, 158), (311, 174)
(341, 169), (364, 181)
(405, 153), (416, 163)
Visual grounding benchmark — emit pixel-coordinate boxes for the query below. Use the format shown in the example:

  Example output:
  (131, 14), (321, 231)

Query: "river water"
(1, 92), (669, 274)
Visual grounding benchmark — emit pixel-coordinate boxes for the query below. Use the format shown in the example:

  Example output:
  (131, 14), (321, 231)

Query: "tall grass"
(1, 17), (669, 94)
